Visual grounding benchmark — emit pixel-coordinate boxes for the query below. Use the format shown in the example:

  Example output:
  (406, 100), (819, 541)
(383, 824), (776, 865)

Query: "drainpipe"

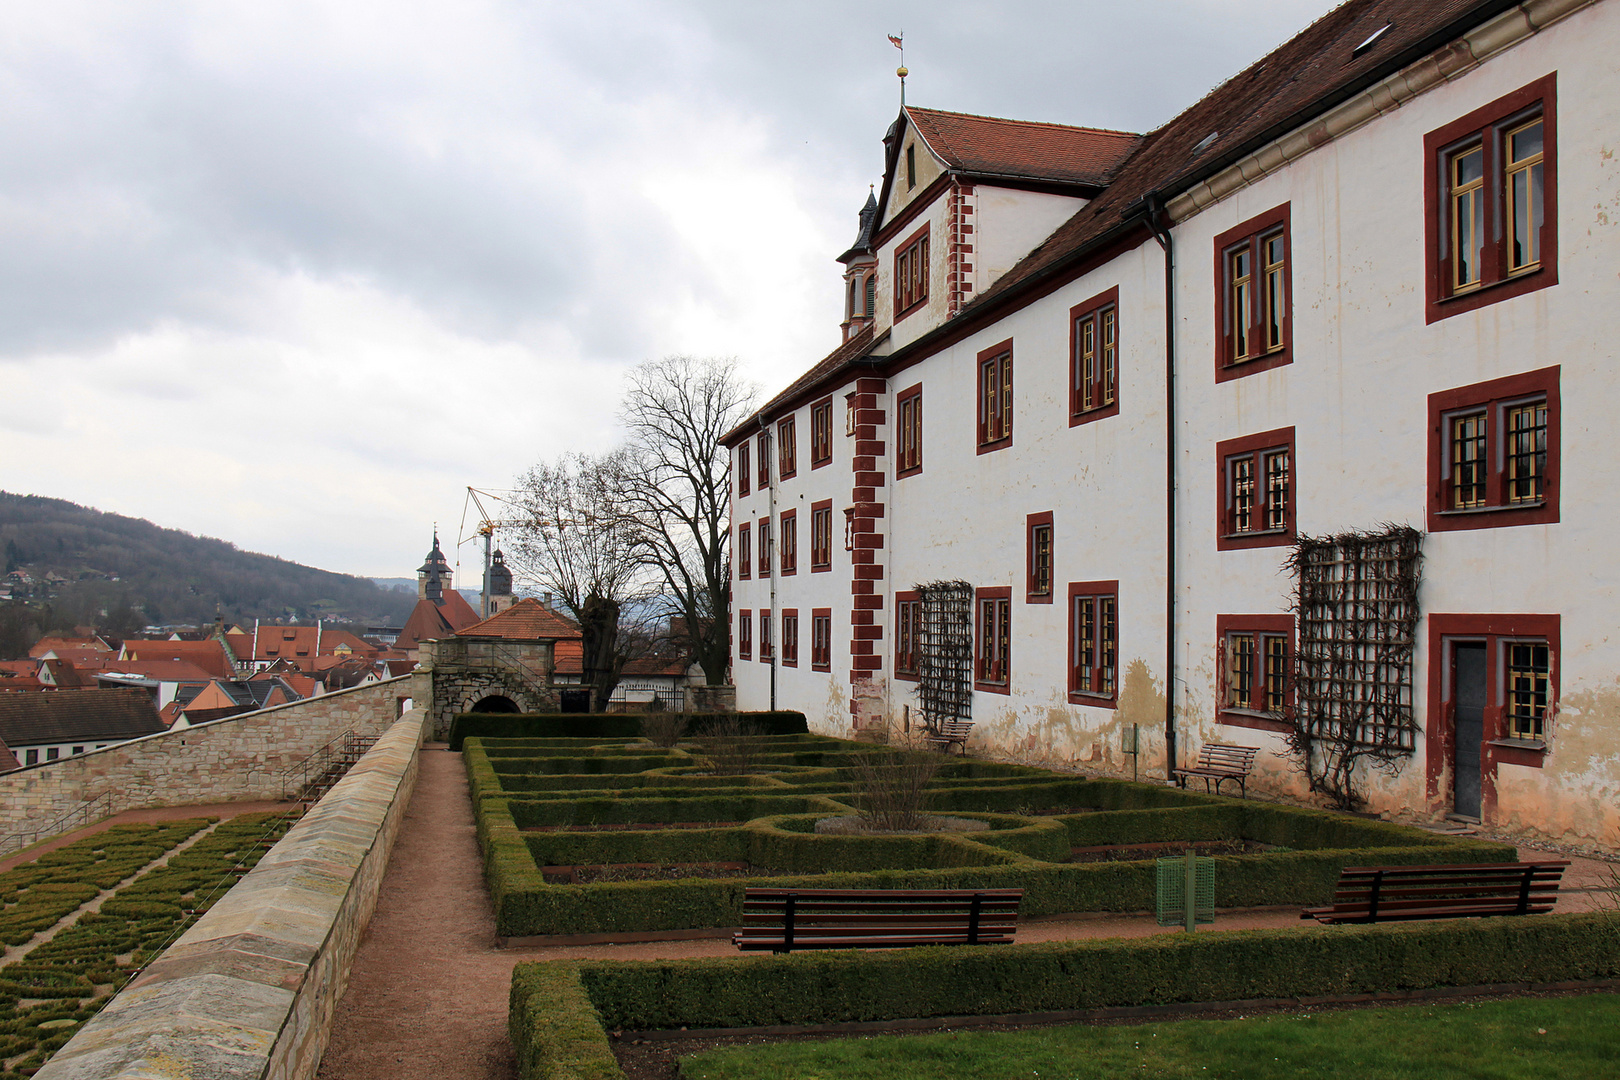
(759, 416), (779, 711)
(1143, 193), (1178, 781)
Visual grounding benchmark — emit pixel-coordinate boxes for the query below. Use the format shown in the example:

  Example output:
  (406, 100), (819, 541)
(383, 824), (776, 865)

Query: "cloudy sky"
(0, 0), (1339, 581)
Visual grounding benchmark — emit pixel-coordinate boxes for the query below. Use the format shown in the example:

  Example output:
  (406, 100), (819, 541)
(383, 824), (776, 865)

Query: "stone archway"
(468, 695), (520, 714)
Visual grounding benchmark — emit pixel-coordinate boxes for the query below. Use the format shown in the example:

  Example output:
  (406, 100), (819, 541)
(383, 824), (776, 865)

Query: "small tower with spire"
(837, 187), (880, 341)
(487, 549), (518, 615)
(417, 530), (453, 604)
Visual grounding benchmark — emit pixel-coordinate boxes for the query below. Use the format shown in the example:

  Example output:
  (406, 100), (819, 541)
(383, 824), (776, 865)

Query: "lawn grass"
(678, 992), (1620, 1080)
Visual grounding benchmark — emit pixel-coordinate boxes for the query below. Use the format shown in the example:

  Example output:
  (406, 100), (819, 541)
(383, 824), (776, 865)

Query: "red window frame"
(894, 222), (930, 321)
(737, 443), (750, 496)
(1215, 613), (1294, 733)
(757, 516), (771, 578)
(781, 609), (799, 667)
(1068, 581), (1118, 707)
(736, 523), (751, 580)
(1026, 511), (1054, 604)
(758, 609), (772, 661)
(1424, 74), (1557, 324)
(1426, 366), (1559, 532)
(1426, 614), (1559, 811)
(974, 586), (1011, 694)
(810, 500), (833, 572)
(1069, 286), (1121, 425)
(810, 396), (834, 468)
(737, 608), (752, 660)
(1216, 426), (1295, 551)
(756, 431), (771, 490)
(1213, 203), (1291, 383)
(894, 591), (921, 681)
(896, 383), (922, 478)
(779, 509), (797, 576)
(811, 608), (832, 671)
(778, 416), (797, 480)
(976, 339), (1014, 454)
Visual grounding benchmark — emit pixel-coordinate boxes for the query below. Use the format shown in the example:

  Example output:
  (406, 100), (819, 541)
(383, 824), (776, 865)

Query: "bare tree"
(619, 356), (756, 686)
(507, 450), (654, 711)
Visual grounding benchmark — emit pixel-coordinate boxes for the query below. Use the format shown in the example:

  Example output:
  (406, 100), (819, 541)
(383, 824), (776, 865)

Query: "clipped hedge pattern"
(469, 734), (1515, 938)
(509, 962), (622, 1080)
(0, 813), (291, 1079)
(450, 711), (810, 749)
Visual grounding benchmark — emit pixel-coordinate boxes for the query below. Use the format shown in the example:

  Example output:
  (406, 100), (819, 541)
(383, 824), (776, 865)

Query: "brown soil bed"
(1067, 838), (1279, 863)
(607, 986), (1616, 1080)
(542, 862), (790, 884)
(524, 821), (745, 832)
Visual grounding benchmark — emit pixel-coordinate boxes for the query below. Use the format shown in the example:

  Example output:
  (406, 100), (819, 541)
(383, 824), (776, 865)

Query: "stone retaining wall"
(0, 674), (422, 832)
(35, 708), (428, 1080)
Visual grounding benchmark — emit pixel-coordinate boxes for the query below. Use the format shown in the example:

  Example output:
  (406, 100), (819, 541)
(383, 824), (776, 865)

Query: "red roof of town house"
(0, 660), (38, 677)
(74, 658), (218, 683)
(0, 688), (165, 747)
(246, 626), (379, 663)
(118, 640), (235, 680)
(553, 639), (583, 676)
(0, 675), (45, 692)
(0, 738), (18, 772)
(395, 590), (485, 651)
(903, 107), (1140, 188)
(40, 659), (94, 688)
(457, 598), (581, 641)
(28, 636), (114, 660)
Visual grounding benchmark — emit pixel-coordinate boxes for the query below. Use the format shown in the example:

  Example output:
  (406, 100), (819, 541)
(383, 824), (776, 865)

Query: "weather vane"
(889, 31), (906, 105)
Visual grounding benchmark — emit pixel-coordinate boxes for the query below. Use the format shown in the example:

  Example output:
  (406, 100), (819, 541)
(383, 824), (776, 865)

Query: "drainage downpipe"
(1143, 194), (1178, 781)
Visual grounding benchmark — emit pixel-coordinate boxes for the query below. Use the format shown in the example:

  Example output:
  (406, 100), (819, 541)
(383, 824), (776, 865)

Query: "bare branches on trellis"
(913, 580), (974, 732)
(1285, 525), (1423, 811)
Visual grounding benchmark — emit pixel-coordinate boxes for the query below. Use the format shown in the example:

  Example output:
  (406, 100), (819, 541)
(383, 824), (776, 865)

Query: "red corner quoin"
(848, 378), (888, 723)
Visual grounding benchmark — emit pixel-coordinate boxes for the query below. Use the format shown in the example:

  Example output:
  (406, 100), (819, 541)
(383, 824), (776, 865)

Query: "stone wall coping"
(34, 708), (428, 1080)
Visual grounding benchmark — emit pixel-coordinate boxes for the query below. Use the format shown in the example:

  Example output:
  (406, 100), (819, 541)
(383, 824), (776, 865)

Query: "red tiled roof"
(246, 626), (378, 661)
(731, 0), (1515, 434)
(0, 661), (37, 676)
(905, 107), (1139, 187)
(0, 676), (45, 692)
(28, 636), (113, 659)
(395, 593), (484, 651)
(0, 738), (17, 772)
(0, 688), (165, 746)
(622, 655), (693, 678)
(553, 639), (583, 676)
(78, 659), (217, 683)
(118, 640), (234, 680)
(39, 659), (92, 688)
(457, 598), (582, 641)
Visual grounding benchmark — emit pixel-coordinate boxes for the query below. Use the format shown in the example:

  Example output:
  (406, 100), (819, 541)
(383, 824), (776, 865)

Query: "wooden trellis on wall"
(914, 580), (974, 731)
(1285, 526), (1423, 810)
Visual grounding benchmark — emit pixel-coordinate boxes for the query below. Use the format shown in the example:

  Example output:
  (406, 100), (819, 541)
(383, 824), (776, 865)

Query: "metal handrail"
(0, 790), (115, 858)
(279, 729), (378, 803)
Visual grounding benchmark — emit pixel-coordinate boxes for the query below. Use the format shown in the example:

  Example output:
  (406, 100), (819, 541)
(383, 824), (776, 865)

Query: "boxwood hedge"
(449, 711), (811, 749)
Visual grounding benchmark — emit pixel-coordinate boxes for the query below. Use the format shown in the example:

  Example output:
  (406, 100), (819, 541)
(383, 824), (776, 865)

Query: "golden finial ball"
(896, 66), (908, 78)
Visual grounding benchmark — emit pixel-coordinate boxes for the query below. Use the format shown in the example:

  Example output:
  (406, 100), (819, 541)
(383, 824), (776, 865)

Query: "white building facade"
(727, 0), (1620, 849)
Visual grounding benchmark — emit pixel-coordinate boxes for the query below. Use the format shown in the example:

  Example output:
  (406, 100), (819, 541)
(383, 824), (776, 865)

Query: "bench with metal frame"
(733, 887), (1022, 954)
(1301, 861), (1569, 924)
(1170, 743), (1259, 797)
(923, 720), (974, 754)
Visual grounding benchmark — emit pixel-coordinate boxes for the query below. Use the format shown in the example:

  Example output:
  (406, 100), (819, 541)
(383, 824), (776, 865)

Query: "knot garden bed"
(464, 734), (1512, 939)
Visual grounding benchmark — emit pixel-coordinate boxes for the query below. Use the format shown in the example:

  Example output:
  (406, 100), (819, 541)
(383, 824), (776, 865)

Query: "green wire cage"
(1156, 852), (1215, 930)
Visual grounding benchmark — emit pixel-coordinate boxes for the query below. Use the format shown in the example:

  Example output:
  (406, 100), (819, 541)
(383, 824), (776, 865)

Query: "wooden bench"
(733, 887), (1022, 954)
(923, 720), (974, 753)
(1170, 743), (1259, 797)
(1301, 861), (1570, 924)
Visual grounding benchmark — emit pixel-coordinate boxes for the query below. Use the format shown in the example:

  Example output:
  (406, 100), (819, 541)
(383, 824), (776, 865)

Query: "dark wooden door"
(1453, 643), (1486, 818)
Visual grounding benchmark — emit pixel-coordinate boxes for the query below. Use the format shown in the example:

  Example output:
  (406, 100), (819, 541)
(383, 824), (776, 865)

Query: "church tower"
(487, 549), (518, 615)
(417, 531), (453, 603)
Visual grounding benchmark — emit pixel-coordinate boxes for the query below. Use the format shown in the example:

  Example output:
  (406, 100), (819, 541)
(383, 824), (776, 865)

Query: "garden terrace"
(465, 734), (1512, 939)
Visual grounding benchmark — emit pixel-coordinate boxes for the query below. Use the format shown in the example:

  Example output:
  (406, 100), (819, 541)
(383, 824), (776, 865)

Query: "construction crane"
(457, 487), (585, 619)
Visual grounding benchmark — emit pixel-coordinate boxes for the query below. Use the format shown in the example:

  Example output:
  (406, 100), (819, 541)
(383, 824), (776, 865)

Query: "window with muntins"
(811, 398), (833, 468)
(1427, 367), (1558, 532)
(810, 500), (833, 571)
(811, 609), (832, 671)
(738, 609), (752, 659)
(757, 517), (771, 577)
(977, 340), (1013, 452)
(737, 444), (750, 496)
(780, 509), (797, 575)
(1425, 74), (1557, 322)
(778, 417), (797, 479)
(1217, 614), (1293, 732)
(1216, 427), (1295, 550)
(975, 587), (1011, 693)
(759, 609), (772, 661)
(782, 609), (799, 666)
(1214, 204), (1291, 381)
(895, 592), (921, 679)
(756, 431), (771, 490)
(896, 383), (922, 477)
(1068, 581), (1118, 706)
(1026, 512), (1053, 604)
(1070, 287), (1120, 424)
(737, 523), (751, 580)
(894, 224), (930, 319)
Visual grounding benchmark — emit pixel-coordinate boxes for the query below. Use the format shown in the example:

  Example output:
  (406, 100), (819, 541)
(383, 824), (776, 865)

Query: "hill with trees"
(0, 492), (416, 656)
